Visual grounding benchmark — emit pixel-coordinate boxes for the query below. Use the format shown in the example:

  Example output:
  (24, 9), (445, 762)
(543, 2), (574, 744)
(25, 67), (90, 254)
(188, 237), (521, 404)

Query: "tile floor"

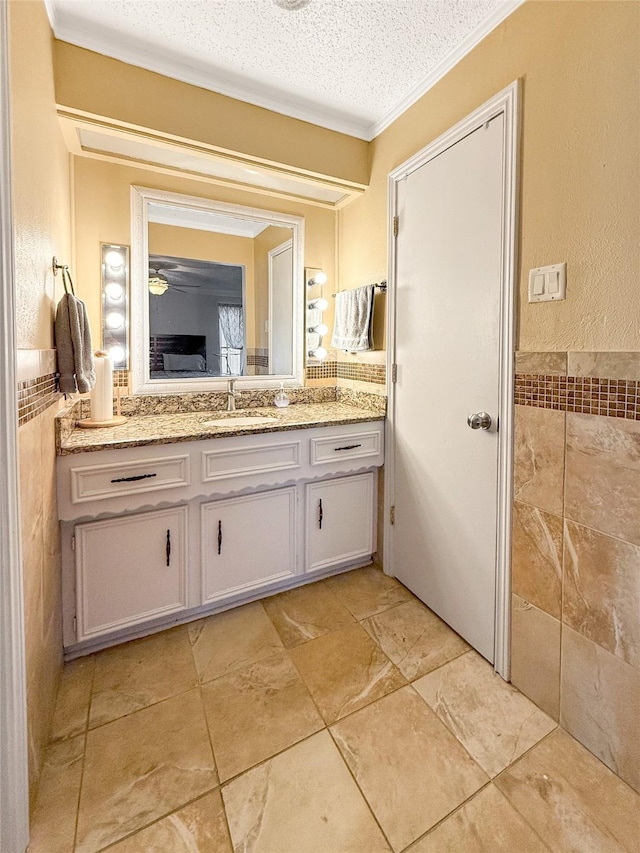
(29, 566), (639, 852)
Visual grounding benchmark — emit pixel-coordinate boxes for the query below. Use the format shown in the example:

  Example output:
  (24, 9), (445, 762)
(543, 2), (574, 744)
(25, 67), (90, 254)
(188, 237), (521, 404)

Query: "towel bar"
(332, 281), (387, 297)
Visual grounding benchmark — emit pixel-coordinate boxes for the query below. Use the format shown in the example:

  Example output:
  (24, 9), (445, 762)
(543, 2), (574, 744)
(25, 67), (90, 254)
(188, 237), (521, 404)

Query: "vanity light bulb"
(105, 282), (124, 300)
(315, 323), (329, 337)
(108, 345), (125, 363)
(309, 346), (327, 360)
(313, 271), (327, 285)
(105, 311), (124, 330)
(104, 250), (124, 269)
(310, 297), (329, 312)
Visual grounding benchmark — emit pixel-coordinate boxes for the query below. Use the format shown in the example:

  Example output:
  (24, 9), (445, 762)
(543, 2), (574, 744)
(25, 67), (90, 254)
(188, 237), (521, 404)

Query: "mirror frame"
(130, 185), (305, 394)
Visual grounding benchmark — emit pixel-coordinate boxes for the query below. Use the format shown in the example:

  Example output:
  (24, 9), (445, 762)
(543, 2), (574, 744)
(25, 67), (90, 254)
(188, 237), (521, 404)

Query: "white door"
(269, 240), (293, 374)
(392, 115), (506, 663)
(202, 487), (297, 603)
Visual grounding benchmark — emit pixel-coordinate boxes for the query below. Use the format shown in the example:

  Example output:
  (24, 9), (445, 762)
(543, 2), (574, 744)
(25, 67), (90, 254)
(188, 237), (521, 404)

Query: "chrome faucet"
(226, 378), (237, 411)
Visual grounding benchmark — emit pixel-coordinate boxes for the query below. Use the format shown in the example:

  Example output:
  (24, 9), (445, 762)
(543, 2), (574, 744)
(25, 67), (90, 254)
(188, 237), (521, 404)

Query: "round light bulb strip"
(306, 268), (328, 361)
(101, 243), (129, 370)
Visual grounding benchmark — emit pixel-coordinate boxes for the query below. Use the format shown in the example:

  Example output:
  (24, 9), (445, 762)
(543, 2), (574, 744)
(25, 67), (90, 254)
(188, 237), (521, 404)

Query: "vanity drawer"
(310, 430), (382, 465)
(70, 454), (190, 504)
(202, 440), (301, 482)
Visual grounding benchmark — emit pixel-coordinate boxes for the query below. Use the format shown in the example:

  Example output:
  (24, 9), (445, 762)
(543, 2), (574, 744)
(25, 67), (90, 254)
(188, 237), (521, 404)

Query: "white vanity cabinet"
(305, 473), (375, 574)
(58, 419), (383, 654)
(201, 487), (297, 604)
(74, 506), (188, 642)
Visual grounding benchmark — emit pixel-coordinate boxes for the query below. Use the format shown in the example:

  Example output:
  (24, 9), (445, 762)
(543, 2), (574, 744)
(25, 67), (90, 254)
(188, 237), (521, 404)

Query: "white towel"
(331, 285), (375, 352)
(54, 293), (95, 394)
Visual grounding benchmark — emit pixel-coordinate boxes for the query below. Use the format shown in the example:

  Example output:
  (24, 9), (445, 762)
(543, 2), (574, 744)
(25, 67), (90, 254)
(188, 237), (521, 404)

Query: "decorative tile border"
(337, 361), (386, 385)
(307, 361), (337, 380)
(247, 349), (269, 369)
(113, 370), (130, 388)
(515, 374), (639, 420)
(514, 351), (640, 420)
(18, 373), (60, 426)
(307, 360), (387, 385)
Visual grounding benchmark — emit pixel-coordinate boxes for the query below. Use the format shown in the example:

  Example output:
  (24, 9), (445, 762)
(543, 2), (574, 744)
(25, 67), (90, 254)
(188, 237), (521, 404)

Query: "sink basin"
(202, 416), (278, 427)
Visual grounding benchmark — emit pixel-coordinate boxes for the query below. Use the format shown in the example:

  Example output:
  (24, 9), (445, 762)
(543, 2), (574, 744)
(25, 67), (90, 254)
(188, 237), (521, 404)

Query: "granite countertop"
(58, 402), (385, 455)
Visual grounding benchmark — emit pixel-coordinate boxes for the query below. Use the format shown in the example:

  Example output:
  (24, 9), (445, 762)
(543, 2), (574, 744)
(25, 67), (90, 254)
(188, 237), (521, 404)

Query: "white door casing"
(268, 239), (294, 376)
(384, 82), (519, 679)
(0, 1), (30, 849)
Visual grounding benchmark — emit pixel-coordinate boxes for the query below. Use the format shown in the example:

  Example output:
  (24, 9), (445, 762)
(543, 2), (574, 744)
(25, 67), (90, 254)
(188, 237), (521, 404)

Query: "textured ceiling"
(47, 0), (521, 139)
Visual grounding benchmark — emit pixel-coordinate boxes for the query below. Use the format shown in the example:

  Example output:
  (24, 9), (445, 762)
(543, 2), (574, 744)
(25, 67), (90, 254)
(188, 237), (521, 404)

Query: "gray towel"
(331, 285), (375, 352)
(54, 293), (96, 394)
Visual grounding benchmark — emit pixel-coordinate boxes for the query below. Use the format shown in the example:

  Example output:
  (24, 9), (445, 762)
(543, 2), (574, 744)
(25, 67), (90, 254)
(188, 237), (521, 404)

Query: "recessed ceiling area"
(57, 113), (361, 208)
(47, 0), (523, 140)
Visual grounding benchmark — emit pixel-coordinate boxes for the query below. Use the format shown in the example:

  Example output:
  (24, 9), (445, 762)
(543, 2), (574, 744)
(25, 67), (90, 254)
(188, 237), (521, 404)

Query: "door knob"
(467, 412), (492, 430)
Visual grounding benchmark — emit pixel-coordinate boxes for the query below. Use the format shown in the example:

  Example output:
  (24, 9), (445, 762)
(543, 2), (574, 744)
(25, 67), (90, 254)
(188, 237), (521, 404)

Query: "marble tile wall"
(512, 351), (640, 793)
(16, 349), (66, 808)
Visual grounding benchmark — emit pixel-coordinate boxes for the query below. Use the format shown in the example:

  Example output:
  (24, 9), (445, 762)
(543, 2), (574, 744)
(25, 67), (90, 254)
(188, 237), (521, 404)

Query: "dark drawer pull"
(333, 444), (362, 452)
(218, 520), (223, 555)
(318, 499), (323, 530)
(166, 529), (171, 567)
(110, 473), (158, 484)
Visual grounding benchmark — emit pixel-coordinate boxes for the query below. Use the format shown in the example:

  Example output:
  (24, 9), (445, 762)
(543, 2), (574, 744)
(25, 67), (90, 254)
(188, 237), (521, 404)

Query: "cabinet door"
(305, 473), (375, 573)
(202, 486), (297, 603)
(75, 506), (187, 641)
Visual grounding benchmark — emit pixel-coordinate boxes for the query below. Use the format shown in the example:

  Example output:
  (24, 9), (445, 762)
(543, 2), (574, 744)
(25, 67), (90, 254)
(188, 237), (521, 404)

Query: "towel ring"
(52, 257), (76, 296)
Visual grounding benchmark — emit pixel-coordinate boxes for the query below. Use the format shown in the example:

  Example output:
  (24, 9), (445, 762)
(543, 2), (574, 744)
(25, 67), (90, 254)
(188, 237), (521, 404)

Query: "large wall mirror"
(131, 186), (304, 394)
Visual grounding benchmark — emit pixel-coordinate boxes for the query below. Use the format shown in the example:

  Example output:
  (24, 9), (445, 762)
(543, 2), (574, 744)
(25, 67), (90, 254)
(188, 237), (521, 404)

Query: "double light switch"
(528, 263), (567, 303)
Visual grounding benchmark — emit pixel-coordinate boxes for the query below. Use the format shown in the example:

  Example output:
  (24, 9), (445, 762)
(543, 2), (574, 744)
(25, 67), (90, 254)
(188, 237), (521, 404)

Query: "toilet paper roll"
(90, 351), (114, 422)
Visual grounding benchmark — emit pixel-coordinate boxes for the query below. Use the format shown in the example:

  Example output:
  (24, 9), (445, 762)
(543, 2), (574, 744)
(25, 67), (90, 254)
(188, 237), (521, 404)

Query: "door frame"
(384, 81), (520, 679)
(0, 1), (31, 850)
(268, 238), (293, 376)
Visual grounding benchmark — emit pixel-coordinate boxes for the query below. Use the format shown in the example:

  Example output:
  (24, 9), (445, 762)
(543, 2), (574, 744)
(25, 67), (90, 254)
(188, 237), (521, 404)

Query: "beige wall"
(11, 2), (71, 348)
(9, 0), (70, 808)
(339, 0), (640, 352)
(148, 223), (257, 348)
(54, 40), (369, 187)
(73, 157), (336, 378)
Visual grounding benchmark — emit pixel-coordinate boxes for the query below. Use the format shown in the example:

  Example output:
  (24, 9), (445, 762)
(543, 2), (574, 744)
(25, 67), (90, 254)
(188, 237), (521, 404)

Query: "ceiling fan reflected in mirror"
(148, 264), (201, 296)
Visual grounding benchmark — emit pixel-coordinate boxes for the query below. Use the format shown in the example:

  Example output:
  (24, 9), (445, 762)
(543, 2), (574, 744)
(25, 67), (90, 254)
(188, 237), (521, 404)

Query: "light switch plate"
(528, 263), (567, 302)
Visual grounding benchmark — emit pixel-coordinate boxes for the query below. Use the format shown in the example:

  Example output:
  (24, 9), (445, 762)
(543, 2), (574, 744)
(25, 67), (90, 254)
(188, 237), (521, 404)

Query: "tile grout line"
(325, 723), (397, 852)
(95, 785), (224, 852)
(559, 403), (568, 730)
(490, 728), (567, 850)
(72, 659), (96, 853)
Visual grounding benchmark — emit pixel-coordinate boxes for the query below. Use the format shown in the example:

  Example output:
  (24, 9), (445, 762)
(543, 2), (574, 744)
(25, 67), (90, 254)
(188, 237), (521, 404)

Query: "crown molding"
(368, 0), (526, 139)
(49, 0), (524, 143)
(50, 17), (373, 140)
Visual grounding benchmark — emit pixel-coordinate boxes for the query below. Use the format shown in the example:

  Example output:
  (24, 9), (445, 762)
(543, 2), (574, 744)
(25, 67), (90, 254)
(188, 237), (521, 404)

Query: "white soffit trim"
(47, 1), (525, 142)
(147, 203), (269, 239)
(370, 0), (525, 138)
